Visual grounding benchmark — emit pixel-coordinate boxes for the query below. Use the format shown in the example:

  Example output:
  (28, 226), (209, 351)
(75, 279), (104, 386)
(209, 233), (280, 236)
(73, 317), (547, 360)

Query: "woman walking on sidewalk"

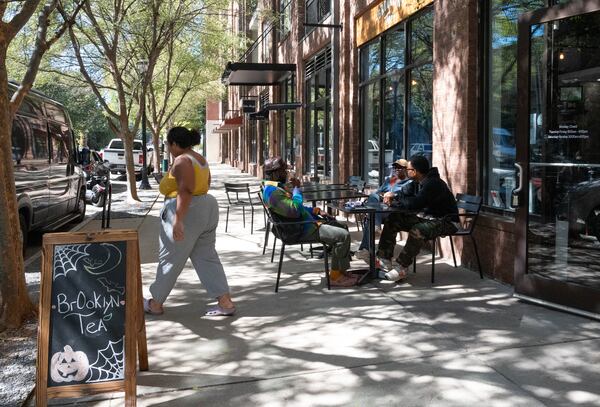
(144, 127), (235, 317)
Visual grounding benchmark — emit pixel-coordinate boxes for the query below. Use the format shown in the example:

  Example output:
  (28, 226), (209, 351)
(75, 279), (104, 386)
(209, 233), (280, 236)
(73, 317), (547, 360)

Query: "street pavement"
(40, 163), (600, 406)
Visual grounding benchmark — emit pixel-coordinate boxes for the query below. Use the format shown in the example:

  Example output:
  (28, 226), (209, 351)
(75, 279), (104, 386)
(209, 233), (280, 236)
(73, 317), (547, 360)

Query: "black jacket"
(395, 179), (417, 199)
(395, 167), (458, 219)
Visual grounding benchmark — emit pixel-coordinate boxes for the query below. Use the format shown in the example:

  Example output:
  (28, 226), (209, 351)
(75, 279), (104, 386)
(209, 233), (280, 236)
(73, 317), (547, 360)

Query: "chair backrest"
(455, 193), (482, 234)
(257, 191), (305, 243)
(347, 176), (366, 192)
(224, 182), (251, 204)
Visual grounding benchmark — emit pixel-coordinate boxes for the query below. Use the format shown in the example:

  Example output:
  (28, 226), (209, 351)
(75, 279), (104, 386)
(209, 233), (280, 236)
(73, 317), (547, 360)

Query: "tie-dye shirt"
(262, 181), (319, 236)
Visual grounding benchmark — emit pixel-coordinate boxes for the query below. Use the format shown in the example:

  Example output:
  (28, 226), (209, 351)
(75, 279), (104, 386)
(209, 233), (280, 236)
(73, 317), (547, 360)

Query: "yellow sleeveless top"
(159, 154), (209, 198)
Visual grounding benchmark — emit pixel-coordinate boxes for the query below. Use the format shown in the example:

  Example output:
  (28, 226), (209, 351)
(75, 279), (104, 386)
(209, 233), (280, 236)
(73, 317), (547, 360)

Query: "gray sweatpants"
(150, 194), (230, 303)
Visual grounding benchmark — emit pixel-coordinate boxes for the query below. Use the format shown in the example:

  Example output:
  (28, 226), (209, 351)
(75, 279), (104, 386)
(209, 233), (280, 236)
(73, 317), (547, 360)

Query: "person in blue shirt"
(357, 159), (416, 253)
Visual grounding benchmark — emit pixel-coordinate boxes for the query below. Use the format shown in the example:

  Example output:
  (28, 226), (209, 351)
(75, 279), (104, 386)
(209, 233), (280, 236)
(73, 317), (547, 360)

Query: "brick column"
(432, 0), (480, 265)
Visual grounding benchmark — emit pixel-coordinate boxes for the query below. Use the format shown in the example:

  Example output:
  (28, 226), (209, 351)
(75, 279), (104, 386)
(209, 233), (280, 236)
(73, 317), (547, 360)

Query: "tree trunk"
(122, 131), (140, 202)
(151, 126), (161, 174)
(0, 47), (36, 330)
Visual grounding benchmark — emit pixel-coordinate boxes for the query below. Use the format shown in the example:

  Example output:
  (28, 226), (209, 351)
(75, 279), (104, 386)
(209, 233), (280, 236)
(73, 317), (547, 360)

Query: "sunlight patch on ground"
(566, 390), (600, 404)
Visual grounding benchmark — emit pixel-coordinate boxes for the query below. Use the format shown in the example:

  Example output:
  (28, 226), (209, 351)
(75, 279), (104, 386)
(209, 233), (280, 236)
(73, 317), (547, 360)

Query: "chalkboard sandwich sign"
(36, 230), (147, 406)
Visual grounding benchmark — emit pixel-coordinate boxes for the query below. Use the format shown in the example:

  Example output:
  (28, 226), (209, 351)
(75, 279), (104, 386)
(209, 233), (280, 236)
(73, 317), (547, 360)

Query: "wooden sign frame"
(36, 230), (148, 406)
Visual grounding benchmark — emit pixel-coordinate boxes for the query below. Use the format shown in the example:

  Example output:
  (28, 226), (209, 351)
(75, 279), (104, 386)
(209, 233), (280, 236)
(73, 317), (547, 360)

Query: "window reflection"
(383, 76), (404, 171)
(361, 41), (381, 81)
(363, 82), (380, 185)
(410, 11), (433, 65)
(385, 28), (405, 72)
(408, 65), (433, 162)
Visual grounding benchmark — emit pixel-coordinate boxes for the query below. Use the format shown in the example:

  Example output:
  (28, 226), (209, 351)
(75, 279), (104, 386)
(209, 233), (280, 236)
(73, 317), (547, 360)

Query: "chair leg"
(310, 243), (313, 258)
(225, 206), (230, 233)
(471, 235), (483, 279)
(324, 244), (331, 290)
(263, 222), (270, 255)
(275, 244), (286, 292)
(271, 238), (277, 263)
(449, 236), (457, 267)
(413, 256), (417, 273)
(431, 238), (436, 284)
(250, 207), (254, 234)
(301, 244), (304, 251)
(242, 206), (246, 228)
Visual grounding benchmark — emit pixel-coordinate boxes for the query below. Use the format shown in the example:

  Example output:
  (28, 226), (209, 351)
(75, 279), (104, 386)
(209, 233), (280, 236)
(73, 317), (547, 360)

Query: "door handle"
(511, 162), (524, 208)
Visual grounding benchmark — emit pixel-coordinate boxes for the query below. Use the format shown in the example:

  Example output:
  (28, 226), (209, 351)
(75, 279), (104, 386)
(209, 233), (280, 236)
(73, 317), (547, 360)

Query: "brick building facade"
(211, 0), (600, 314)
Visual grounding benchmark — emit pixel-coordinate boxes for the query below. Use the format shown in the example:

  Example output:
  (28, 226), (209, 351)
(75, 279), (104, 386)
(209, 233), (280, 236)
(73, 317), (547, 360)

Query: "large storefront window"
(359, 7), (433, 185)
(485, 0), (567, 210)
(305, 48), (332, 181)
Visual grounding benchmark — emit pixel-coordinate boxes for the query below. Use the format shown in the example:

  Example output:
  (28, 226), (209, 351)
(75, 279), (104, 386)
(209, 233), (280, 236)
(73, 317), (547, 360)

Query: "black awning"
(247, 102), (302, 121)
(264, 102), (303, 111)
(222, 62), (296, 86)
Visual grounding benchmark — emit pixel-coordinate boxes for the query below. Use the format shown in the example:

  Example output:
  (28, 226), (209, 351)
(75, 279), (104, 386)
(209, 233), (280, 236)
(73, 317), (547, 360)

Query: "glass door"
(515, 0), (600, 317)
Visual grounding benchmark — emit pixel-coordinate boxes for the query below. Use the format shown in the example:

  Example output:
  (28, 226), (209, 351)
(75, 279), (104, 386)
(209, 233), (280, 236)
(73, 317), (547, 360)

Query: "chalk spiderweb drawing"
(86, 337), (124, 382)
(53, 243), (123, 280)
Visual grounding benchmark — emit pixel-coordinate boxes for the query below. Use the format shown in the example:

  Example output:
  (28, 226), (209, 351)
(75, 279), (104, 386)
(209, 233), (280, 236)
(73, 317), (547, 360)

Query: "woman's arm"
(172, 156), (194, 240)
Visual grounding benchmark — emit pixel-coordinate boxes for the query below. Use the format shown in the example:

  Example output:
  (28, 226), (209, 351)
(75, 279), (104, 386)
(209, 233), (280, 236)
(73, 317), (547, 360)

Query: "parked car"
(409, 142), (433, 158)
(102, 138), (153, 175)
(10, 82), (86, 253)
(491, 127), (516, 166)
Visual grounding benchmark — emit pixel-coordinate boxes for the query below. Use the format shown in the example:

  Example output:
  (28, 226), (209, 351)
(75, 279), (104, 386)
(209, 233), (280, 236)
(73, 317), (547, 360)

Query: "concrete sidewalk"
(51, 164), (600, 406)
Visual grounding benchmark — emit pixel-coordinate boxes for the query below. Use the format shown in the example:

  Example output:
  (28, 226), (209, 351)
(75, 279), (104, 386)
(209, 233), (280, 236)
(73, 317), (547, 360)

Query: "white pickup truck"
(101, 138), (153, 175)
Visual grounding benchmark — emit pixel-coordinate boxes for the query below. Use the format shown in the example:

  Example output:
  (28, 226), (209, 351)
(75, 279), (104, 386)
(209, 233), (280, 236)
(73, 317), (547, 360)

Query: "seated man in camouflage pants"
(376, 155), (459, 281)
(262, 156), (357, 287)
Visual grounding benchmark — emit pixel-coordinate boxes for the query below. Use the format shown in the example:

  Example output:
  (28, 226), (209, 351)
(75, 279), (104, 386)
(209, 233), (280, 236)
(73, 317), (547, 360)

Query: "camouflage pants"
(376, 213), (457, 267)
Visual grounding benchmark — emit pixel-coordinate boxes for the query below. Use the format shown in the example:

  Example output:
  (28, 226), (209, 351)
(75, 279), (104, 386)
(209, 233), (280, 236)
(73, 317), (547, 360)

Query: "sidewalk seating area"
(56, 163), (600, 406)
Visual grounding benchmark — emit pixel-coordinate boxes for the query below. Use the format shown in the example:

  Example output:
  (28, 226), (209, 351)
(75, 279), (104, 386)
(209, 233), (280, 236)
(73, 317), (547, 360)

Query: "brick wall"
(432, 0), (515, 283)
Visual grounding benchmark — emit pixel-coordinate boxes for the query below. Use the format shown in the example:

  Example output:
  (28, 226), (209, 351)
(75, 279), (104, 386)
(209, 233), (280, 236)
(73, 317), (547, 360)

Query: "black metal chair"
(224, 182), (263, 234)
(413, 193), (483, 283)
(258, 192), (331, 292)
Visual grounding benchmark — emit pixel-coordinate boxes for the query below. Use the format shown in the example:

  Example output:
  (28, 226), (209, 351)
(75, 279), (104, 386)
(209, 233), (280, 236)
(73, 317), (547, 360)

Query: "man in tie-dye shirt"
(262, 156), (356, 287)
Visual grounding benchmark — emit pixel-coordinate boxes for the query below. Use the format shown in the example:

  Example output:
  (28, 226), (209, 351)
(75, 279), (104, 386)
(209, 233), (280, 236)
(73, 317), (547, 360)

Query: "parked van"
(9, 82), (86, 252)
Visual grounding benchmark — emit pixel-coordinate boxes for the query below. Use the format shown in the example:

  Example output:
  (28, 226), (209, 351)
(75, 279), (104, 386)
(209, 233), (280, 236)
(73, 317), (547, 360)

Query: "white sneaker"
(384, 266), (408, 282)
(375, 257), (393, 272)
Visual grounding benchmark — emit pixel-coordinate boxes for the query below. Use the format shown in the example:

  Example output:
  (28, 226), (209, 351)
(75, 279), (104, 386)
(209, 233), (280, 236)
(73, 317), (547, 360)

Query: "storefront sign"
(241, 99), (257, 113)
(356, 0), (433, 47)
(545, 124), (590, 140)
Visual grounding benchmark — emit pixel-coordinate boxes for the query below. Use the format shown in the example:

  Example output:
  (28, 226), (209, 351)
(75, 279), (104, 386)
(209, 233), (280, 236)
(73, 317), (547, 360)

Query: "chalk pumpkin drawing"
(50, 345), (90, 383)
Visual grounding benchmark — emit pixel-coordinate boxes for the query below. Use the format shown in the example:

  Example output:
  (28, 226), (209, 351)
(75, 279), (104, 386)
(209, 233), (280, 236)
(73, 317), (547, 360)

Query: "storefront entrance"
(514, 0), (600, 317)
